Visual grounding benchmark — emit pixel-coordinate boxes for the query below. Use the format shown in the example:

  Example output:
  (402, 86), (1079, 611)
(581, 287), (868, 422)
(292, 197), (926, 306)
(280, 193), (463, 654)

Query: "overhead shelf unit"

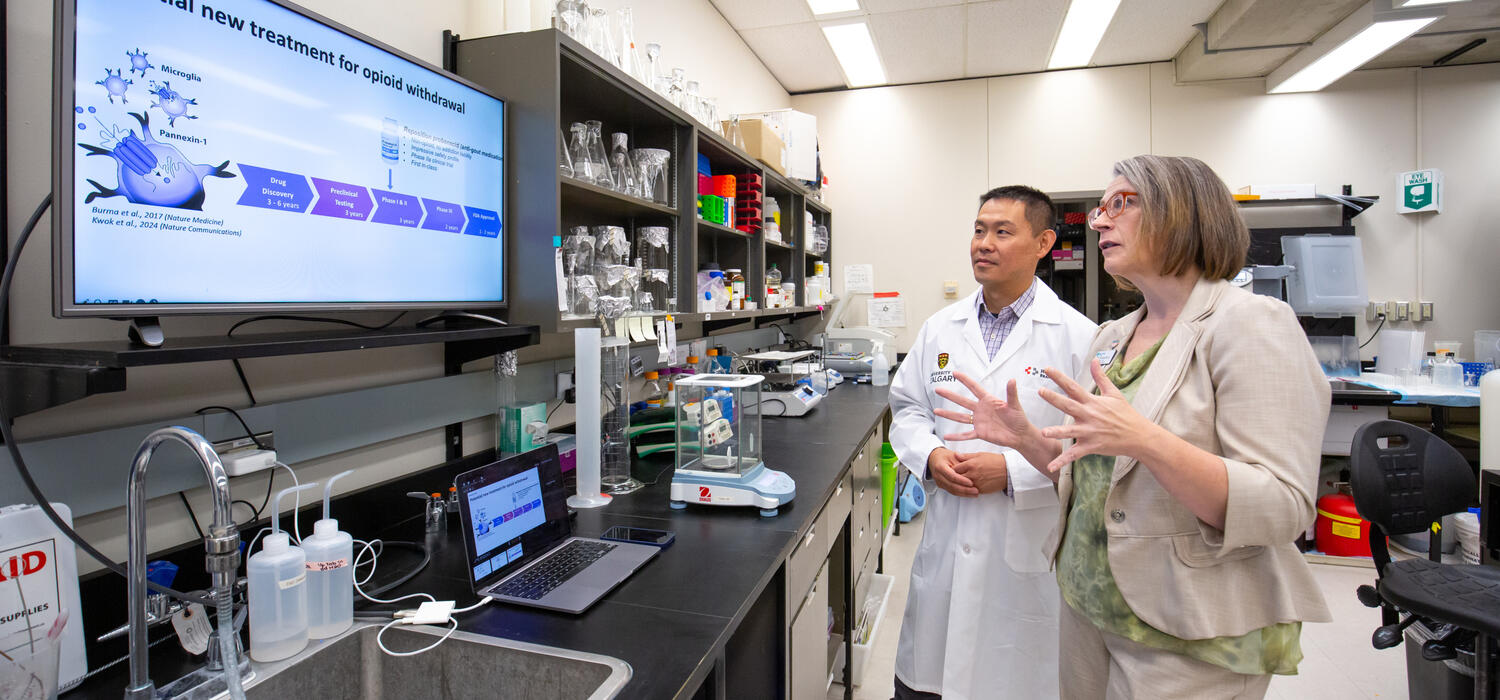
(451, 29), (833, 330)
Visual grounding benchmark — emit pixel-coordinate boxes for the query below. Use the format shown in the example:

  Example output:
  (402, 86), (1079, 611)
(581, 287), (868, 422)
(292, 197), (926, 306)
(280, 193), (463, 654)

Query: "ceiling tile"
(964, 0), (1066, 77)
(709, 0), (815, 31)
(862, 0), (964, 13)
(868, 6), (967, 84)
(741, 22), (849, 92)
(1092, 0), (1224, 66)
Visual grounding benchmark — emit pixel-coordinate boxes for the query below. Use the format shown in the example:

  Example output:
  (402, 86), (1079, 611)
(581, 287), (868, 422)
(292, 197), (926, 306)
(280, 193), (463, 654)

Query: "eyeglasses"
(1088, 191), (1139, 227)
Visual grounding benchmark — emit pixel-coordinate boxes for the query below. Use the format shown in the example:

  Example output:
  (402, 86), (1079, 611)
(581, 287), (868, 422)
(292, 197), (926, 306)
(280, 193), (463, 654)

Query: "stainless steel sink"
(235, 623), (631, 699)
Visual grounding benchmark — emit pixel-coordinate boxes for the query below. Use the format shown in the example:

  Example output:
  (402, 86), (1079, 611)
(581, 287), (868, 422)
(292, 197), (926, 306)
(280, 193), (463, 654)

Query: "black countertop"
(71, 383), (891, 700)
(373, 383), (891, 700)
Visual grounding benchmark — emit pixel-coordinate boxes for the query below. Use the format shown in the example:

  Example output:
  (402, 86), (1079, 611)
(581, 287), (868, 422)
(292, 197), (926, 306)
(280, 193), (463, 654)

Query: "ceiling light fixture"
(822, 22), (886, 88)
(1394, 0), (1468, 7)
(1047, 0), (1124, 70)
(1267, 1), (1443, 93)
(806, 0), (860, 16)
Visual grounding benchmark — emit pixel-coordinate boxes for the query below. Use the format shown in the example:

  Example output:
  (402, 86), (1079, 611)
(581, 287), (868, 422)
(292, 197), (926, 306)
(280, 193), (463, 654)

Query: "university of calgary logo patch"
(1023, 366), (1047, 377)
(937, 353), (949, 369)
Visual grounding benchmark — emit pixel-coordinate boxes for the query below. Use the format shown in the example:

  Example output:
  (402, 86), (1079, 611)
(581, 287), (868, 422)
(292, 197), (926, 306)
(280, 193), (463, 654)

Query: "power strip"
(222, 449), (277, 476)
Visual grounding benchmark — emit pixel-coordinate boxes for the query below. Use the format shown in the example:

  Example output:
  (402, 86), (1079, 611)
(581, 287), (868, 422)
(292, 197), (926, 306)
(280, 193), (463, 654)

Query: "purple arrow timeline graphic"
(236, 164), (313, 213)
(370, 189), (422, 228)
(309, 178), (374, 221)
(233, 169), (495, 236)
(463, 206), (500, 238)
(421, 198), (465, 233)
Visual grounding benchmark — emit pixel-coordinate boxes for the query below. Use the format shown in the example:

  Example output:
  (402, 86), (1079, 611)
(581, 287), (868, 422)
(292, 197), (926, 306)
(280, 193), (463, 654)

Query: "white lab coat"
(889, 282), (1095, 700)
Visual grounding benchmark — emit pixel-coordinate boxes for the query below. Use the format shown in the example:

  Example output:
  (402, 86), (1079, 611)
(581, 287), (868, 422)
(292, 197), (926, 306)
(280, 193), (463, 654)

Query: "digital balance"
(669, 374), (796, 516)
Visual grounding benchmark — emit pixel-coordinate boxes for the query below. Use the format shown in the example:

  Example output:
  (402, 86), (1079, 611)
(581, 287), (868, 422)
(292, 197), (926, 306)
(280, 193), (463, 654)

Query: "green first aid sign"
(1398, 169), (1443, 214)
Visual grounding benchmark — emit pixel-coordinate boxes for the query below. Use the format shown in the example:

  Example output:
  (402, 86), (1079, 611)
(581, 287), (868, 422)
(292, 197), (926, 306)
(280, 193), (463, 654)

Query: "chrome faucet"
(126, 427), (242, 699)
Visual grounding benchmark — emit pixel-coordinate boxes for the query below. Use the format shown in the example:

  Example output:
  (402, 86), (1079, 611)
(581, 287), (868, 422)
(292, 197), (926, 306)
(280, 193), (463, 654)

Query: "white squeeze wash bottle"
(303, 469), (355, 639)
(249, 482), (318, 662)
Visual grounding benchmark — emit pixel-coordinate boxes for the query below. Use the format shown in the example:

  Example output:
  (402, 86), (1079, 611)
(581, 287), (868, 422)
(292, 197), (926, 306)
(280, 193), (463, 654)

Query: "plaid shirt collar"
(976, 278), (1037, 322)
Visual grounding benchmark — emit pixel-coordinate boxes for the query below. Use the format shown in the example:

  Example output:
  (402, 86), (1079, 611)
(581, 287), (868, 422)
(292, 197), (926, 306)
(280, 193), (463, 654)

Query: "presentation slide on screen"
(70, 0), (504, 305)
(467, 466), (546, 559)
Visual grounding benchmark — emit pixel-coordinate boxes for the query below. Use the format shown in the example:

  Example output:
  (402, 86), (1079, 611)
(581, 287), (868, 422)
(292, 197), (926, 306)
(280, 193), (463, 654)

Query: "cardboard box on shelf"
(723, 118), (787, 176)
(734, 109), (817, 182)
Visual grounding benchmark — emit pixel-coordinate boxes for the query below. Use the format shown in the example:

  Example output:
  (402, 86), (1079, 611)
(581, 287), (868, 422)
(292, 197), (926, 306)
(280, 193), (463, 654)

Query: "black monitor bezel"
(51, 0), (509, 318)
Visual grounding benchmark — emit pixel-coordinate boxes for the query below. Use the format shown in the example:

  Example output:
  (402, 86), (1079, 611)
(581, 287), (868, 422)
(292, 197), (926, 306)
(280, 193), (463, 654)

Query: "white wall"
(794, 63), (1500, 354)
(3, 0), (787, 574)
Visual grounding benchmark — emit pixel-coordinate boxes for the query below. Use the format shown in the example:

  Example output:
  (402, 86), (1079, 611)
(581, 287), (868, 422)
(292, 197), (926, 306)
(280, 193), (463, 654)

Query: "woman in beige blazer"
(934, 155), (1332, 699)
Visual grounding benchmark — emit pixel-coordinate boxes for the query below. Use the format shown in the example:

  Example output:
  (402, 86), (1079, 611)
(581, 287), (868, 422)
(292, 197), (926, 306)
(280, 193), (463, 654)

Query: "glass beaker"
(704, 98), (721, 135)
(554, 0), (587, 42)
(609, 133), (639, 197)
(585, 121), (614, 190)
(592, 225), (630, 267)
(637, 226), (671, 313)
(0, 622), (63, 700)
(631, 148), (671, 205)
(558, 127), (574, 179)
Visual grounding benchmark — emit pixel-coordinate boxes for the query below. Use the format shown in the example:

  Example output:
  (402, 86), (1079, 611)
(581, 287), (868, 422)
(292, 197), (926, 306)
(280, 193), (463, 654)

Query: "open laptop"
(455, 444), (657, 614)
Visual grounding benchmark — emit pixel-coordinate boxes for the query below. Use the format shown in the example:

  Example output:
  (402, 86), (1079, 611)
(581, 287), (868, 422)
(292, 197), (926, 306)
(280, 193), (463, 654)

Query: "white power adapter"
(221, 449), (277, 476)
(397, 600), (455, 626)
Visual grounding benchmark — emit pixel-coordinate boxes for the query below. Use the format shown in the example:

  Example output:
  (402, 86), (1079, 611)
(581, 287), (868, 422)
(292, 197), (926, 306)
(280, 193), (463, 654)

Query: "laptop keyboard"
(494, 540), (617, 600)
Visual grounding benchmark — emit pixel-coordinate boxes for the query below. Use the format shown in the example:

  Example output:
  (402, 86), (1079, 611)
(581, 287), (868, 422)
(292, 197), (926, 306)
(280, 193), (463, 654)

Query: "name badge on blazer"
(1095, 340), (1120, 368)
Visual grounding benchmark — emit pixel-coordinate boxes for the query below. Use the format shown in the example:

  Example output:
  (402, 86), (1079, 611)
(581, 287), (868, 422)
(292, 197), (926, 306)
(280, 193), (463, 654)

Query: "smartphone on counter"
(600, 525), (675, 548)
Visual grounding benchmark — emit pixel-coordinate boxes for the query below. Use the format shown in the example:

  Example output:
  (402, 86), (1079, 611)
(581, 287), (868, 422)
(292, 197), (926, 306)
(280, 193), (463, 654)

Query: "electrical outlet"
(556, 371), (574, 400)
(1385, 301), (1398, 320)
(1395, 301), (1410, 321)
(1419, 302), (1434, 322)
(1367, 302), (1384, 321)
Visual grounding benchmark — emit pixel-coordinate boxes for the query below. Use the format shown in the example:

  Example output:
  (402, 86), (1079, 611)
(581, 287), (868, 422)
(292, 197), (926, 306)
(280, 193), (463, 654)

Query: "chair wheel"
(1356, 584), (1382, 608)
(1373, 624), (1405, 650)
(1422, 640), (1457, 662)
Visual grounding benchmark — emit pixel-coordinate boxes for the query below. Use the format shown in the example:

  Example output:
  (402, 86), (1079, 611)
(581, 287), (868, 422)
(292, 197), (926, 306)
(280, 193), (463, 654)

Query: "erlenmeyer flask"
(609, 133), (638, 197)
(668, 68), (687, 111)
(645, 44), (664, 95)
(686, 80), (702, 124)
(588, 9), (617, 66)
(618, 9), (642, 83)
(558, 127), (574, 178)
(568, 122), (596, 183)
(585, 121), (614, 190)
(554, 0), (587, 42)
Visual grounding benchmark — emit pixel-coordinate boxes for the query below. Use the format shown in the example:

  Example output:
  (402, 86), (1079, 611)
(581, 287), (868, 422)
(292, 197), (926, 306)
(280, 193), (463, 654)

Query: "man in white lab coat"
(889, 185), (1096, 699)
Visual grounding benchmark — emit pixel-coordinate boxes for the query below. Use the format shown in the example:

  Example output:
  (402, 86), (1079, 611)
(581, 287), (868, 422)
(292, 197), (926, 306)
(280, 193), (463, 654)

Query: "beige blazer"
(1044, 277), (1333, 640)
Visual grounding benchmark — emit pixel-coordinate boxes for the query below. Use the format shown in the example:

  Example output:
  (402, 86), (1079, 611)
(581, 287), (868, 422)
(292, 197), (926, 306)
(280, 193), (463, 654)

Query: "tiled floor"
(832, 515), (1415, 700)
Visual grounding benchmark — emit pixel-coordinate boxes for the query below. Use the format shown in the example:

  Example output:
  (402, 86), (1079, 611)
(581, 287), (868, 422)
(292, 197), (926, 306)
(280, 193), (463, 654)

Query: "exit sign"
(1398, 169), (1443, 214)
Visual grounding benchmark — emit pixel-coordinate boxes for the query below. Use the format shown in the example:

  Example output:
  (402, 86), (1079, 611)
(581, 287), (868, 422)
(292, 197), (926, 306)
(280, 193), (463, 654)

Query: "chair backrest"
(1349, 420), (1473, 570)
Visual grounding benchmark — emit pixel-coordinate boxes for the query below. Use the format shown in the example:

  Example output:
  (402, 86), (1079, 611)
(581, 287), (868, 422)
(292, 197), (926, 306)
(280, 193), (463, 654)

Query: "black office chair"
(1349, 419), (1500, 699)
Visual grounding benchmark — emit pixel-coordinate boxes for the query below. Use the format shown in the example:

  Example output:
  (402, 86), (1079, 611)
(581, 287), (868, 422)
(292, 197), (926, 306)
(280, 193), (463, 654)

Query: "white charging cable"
(351, 535), (491, 657)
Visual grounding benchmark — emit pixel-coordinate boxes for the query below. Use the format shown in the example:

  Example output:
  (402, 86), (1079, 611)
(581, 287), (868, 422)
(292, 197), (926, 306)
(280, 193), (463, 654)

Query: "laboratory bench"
(69, 383), (893, 700)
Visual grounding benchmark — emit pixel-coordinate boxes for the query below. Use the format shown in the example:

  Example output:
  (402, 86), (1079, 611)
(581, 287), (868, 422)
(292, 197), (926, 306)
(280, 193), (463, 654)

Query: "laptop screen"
(456, 445), (572, 589)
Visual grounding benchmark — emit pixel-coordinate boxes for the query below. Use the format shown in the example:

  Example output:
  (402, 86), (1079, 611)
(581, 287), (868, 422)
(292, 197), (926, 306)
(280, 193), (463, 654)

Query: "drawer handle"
(803, 529), (816, 549)
(835, 483), (844, 497)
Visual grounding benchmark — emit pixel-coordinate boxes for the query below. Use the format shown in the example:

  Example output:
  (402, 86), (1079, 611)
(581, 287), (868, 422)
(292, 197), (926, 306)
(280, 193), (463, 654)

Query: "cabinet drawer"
(789, 562), (831, 700)
(824, 471), (853, 539)
(786, 512), (826, 604)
